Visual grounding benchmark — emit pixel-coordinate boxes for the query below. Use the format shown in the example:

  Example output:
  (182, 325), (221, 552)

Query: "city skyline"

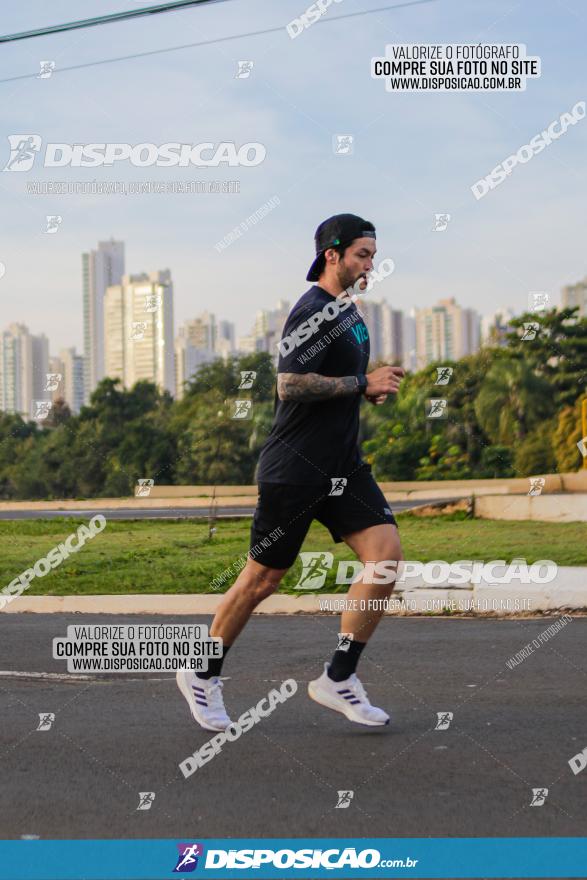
(1, 1), (585, 355)
(0, 291), (583, 419)
(4, 233), (586, 357)
(6, 250), (584, 360)
(4, 230), (586, 417)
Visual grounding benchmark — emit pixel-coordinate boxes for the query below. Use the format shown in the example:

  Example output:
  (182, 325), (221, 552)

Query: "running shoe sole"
(307, 680), (390, 727)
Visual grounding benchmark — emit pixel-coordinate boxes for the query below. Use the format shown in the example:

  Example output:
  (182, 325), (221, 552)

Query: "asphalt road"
(0, 614), (585, 845)
(0, 499), (454, 521)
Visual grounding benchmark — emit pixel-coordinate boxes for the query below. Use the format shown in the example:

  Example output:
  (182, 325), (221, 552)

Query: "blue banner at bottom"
(1, 838), (587, 880)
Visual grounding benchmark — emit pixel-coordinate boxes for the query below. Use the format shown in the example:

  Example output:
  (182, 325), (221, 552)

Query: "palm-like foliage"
(475, 358), (554, 444)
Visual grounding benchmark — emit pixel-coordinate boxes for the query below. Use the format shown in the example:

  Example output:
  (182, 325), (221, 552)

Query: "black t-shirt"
(256, 285), (370, 485)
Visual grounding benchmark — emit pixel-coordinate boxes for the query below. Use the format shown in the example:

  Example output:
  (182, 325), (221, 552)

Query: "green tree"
(184, 353), (275, 402)
(362, 353), (493, 480)
(0, 412), (37, 498)
(68, 378), (176, 497)
(45, 398), (72, 427)
(439, 351), (493, 468)
(478, 445), (516, 478)
(363, 421), (428, 481)
(416, 439), (473, 480)
(513, 421), (557, 476)
(475, 357), (554, 444)
(506, 307), (587, 408)
(173, 393), (257, 484)
(552, 396), (585, 472)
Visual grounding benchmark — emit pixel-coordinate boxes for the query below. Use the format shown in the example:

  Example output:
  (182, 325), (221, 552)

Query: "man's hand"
(365, 366), (405, 397)
(366, 393), (387, 406)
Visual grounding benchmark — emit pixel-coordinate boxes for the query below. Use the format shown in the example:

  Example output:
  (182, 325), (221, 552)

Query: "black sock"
(196, 643), (231, 680)
(327, 638), (366, 682)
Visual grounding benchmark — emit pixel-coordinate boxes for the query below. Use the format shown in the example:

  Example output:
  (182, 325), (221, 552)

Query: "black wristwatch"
(356, 373), (368, 395)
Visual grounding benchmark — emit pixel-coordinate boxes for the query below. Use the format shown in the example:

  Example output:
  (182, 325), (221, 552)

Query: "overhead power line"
(0, 0), (437, 84)
(0, 0), (234, 44)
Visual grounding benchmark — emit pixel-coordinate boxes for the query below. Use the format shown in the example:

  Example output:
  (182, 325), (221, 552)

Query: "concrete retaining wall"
(476, 494), (587, 522)
(2, 567), (585, 615)
(0, 474), (585, 522)
(144, 472), (587, 499)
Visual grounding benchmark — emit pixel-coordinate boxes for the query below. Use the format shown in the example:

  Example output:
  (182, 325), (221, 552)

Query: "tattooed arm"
(277, 372), (360, 402)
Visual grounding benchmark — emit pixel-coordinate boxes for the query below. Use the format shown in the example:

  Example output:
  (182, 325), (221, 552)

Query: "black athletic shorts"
(249, 463), (398, 570)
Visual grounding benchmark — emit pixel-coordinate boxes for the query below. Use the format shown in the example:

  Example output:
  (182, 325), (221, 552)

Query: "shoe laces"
(206, 677), (226, 710)
(347, 674), (370, 704)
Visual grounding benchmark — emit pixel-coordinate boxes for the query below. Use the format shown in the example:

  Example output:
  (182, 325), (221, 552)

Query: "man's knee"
(357, 540), (404, 588)
(243, 560), (287, 600)
(359, 540), (403, 567)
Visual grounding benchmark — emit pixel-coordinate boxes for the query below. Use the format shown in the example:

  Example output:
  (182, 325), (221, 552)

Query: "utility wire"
(0, 0), (236, 44)
(0, 0), (436, 84)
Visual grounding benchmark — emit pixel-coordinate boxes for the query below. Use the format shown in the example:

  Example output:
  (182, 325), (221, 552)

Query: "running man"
(177, 213), (405, 730)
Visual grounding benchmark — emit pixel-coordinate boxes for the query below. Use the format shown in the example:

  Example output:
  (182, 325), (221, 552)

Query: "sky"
(0, 0), (585, 353)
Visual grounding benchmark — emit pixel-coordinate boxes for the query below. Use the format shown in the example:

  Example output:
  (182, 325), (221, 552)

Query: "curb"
(2, 568), (586, 615)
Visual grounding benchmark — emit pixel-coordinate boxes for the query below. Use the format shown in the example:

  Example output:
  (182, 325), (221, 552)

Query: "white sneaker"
(308, 663), (390, 727)
(176, 669), (232, 731)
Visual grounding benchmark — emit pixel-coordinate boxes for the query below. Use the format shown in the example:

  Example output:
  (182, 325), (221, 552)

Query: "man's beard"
(336, 262), (365, 291)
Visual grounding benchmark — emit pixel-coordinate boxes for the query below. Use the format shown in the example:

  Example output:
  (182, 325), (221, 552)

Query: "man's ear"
(324, 247), (337, 265)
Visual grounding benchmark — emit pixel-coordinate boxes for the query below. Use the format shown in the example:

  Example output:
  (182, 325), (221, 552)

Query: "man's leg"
(209, 558), (289, 646)
(176, 558), (288, 730)
(178, 478), (313, 729)
(308, 523), (402, 726)
(209, 480), (314, 651)
(324, 523), (402, 683)
(340, 522), (403, 642)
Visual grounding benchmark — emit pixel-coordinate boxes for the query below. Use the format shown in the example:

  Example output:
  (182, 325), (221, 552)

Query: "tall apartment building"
(359, 298), (404, 365)
(415, 297), (480, 368)
(48, 354), (64, 406)
(236, 333), (263, 355)
(561, 278), (587, 317)
(174, 313), (224, 398)
(175, 312), (217, 400)
(82, 239), (125, 402)
(216, 320), (236, 359)
(104, 270), (174, 395)
(181, 312), (217, 353)
(403, 310), (417, 372)
(237, 299), (290, 362)
(0, 323), (49, 418)
(48, 348), (85, 413)
(481, 307), (517, 347)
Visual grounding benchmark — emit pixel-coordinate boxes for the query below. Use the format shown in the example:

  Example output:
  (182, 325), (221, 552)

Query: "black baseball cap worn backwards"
(306, 213), (376, 282)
